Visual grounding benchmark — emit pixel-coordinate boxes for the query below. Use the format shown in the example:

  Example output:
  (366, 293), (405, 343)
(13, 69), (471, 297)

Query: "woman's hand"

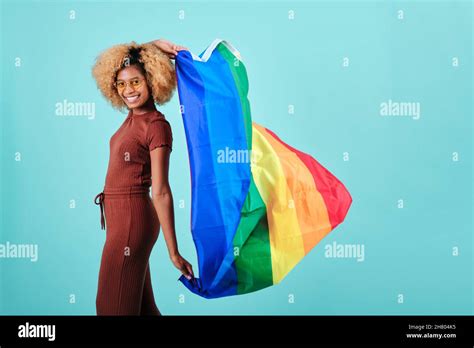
(170, 253), (194, 280)
(148, 39), (188, 59)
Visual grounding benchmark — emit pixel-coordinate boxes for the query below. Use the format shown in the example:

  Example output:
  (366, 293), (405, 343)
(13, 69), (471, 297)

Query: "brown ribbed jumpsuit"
(94, 109), (173, 316)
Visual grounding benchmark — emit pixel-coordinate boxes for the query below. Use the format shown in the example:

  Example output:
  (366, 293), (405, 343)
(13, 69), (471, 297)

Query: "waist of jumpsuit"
(94, 186), (150, 230)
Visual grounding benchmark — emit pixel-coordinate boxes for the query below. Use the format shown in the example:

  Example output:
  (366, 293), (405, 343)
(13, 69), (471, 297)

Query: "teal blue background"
(0, 0), (472, 315)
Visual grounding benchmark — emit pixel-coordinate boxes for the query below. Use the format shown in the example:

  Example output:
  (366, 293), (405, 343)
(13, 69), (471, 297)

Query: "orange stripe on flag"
(257, 124), (333, 255)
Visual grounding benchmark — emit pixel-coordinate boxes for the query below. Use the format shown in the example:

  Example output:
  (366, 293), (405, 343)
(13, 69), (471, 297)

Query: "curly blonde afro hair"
(92, 41), (176, 110)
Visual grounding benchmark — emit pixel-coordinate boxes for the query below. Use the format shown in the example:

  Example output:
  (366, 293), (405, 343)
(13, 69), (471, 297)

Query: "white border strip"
(189, 38), (242, 62)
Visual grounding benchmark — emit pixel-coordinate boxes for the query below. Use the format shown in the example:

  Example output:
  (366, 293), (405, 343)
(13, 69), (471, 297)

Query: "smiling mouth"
(124, 95), (140, 103)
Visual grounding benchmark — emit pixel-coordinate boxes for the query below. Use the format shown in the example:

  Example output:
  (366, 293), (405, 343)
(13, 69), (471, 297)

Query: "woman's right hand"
(171, 253), (194, 280)
(148, 39), (188, 59)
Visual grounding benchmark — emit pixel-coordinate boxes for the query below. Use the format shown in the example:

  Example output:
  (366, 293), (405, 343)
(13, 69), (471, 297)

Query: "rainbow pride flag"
(175, 39), (352, 299)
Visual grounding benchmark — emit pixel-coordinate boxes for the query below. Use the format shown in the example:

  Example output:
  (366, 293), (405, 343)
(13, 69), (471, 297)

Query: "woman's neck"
(131, 98), (156, 115)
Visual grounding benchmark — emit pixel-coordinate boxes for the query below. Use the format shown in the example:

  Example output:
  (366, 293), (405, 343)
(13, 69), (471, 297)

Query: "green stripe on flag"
(217, 43), (273, 294)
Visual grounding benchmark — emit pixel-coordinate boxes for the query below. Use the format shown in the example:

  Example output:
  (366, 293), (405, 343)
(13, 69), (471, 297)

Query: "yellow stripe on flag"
(251, 123), (305, 283)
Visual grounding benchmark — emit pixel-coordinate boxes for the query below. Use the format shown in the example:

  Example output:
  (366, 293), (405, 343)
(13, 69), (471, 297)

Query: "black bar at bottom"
(0, 315), (472, 346)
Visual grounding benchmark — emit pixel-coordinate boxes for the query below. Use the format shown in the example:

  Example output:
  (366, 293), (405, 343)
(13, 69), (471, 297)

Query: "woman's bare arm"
(146, 38), (188, 59)
(150, 146), (194, 280)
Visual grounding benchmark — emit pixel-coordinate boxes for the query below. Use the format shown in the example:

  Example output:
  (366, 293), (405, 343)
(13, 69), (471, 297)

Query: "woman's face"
(115, 65), (151, 109)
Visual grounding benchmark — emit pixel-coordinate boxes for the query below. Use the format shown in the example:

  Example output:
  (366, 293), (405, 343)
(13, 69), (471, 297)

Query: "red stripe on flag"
(262, 126), (352, 229)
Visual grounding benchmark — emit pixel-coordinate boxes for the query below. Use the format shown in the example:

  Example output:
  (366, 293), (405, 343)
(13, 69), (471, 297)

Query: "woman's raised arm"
(146, 38), (189, 59)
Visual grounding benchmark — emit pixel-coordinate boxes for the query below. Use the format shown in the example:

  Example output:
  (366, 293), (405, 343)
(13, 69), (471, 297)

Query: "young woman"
(92, 38), (194, 315)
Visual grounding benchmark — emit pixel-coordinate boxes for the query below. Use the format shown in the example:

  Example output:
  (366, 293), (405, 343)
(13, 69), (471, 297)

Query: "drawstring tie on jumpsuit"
(94, 192), (105, 230)
(94, 186), (150, 230)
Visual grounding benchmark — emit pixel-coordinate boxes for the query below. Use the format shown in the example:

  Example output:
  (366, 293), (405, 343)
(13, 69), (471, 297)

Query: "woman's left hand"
(148, 39), (188, 59)
(170, 253), (194, 280)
